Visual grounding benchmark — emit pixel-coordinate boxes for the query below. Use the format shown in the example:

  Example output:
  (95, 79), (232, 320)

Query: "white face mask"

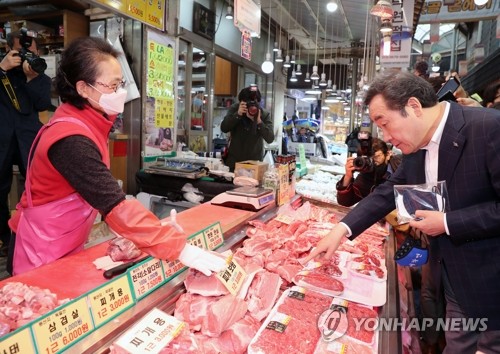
(88, 84), (128, 115)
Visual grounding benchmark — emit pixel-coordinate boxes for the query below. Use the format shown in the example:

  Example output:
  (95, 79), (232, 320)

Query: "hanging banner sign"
(234, 0), (261, 37)
(419, 0), (498, 24)
(241, 31), (252, 60)
(91, 0), (166, 31)
(380, 0), (414, 69)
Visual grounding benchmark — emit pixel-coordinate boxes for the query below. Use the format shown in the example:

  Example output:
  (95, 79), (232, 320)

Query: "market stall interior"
(0, 0), (498, 352)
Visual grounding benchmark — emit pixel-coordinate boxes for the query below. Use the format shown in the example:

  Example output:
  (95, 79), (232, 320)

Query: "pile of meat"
(249, 287), (333, 354)
(157, 202), (343, 353)
(0, 282), (68, 336)
(152, 201), (386, 353)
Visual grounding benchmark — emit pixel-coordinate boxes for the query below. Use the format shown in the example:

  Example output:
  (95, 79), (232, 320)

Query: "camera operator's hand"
(23, 60), (39, 82)
(342, 157), (357, 186)
(237, 101), (247, 116)
(0, 50), (22, 72)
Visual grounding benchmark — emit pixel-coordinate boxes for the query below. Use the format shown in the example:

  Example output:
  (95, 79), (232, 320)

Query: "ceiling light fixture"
(296, 64), (302, 75)
(311, 0), (321, 80)
(431, 63), (440, 72)
(305, 51), (311, 82)
(382, 34), (391, 56)
(380, 19), (393, 35)
(474, 0), (489, 5)
(370, 0), (394, 19)
(273, 41), (279, 52)
(319, 9), (329, 87)
(284, 55), (291, 68)
(261, 3), (274, 74)
(275, 49), (283, 62)
(290, 69), (298, 82)
(225, 5), (233, 20)
(275, 3), (283, 63)
(327, 1), (338, 12)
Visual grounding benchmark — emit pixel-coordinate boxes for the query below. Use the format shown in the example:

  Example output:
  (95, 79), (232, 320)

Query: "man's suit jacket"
(341, 102), (500, 329)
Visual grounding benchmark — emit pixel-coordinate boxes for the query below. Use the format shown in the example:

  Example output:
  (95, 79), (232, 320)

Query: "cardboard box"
(234, 160), (269, 183)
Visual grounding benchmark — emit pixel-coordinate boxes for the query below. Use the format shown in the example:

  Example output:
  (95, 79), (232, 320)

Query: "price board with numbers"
(129, 257), (166, 300)
(87, 275), (135, 328)
(161, 222), (224, 281)
(32, 296), (94, 353)
(0, 326), (36, 353)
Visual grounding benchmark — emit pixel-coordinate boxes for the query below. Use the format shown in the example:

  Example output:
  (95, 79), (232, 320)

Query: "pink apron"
(13, 117), (98, 275)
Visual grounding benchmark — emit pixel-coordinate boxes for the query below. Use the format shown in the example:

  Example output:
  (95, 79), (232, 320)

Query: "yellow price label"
(0, 326), (36, 353)
(88, 275), (134, 328)
(32, 297), (93, 353)
(274, 214), (295, 225)
(215, 254), (247, 296)
(130, 258), (165, 300)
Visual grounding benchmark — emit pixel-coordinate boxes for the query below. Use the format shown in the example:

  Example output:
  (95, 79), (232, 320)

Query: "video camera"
(16, 28), (47, 74)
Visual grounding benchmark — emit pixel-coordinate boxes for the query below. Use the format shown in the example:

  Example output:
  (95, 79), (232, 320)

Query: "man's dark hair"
(6, 30), (40, 49)
(55, 37), (121, 109)
(364, 70), (438, 116)
(427, 76), (446, 94)
(414, 60), (429, 78)
(238, 86), (261, 102)
(371, 137), (389, 156)
(481, 79), (500, 107)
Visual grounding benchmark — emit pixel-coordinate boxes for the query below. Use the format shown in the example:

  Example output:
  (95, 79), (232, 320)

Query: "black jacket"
(220, 103), (274, 171)
(336, 154), (402, 207)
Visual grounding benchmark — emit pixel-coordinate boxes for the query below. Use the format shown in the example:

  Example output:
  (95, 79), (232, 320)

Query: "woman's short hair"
(364, 70), (438, 116)
(55, 37), (121, 109)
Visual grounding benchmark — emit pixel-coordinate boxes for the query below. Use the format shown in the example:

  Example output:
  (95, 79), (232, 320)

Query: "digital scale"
(211, 186), (275, 211)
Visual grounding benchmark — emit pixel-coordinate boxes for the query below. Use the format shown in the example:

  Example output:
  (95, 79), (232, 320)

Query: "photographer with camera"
(0, 29), (51, 257)
(220, 85), (274, 171)
(336, 134), (401, 207)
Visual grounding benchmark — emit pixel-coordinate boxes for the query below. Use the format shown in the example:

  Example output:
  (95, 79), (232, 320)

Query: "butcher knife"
(103, 256), (150, 279)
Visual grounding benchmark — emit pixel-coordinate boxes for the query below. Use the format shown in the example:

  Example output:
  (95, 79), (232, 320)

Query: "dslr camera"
(353, 156), (374, 173)
(16, 28), (47, 74)
(246, 100), (259, 117)
(244, 85), (260, 117)
(353, 134), (374, 173)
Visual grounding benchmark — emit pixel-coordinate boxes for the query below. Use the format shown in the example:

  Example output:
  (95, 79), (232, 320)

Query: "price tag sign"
(161, 259), (185, 280)
(188, 232), (206, 249)
(203, 222), (224, 250)
(130, 257), (165, 300)
(88, 275), (134, 328)
(274, 214), (295, 225)
(0, 326), (36, 353)
(113, 308), (185, 354)
(215, 254), (247, 296)
(32, 297), (93, 353)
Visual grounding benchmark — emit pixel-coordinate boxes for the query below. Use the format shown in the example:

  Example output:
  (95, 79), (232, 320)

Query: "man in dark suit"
(306, 70), (500, 352)
(0, 30), (52, 256)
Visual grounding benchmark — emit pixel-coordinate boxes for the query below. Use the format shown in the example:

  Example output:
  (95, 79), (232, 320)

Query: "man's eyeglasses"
(94, 79), (126, 93)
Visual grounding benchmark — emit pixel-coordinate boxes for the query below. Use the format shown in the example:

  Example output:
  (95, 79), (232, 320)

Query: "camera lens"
(353, 156), (374, 173)
(27, 57), (47, 74)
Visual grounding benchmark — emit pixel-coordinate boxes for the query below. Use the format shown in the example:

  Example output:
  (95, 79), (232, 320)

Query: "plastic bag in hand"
(178, 244), (227, 276)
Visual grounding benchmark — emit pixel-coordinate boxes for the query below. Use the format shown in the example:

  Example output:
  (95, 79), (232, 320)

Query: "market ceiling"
(258, 0), (425, 62)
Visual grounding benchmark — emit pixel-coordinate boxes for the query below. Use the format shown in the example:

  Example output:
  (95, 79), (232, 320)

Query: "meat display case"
(0, 199), (405, 353)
